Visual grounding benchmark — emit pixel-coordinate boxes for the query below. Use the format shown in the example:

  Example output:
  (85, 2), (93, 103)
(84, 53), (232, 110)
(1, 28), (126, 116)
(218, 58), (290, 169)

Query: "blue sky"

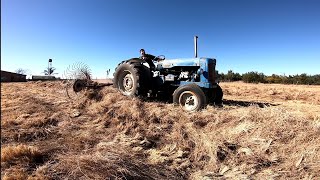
(2, 0), (320, 78)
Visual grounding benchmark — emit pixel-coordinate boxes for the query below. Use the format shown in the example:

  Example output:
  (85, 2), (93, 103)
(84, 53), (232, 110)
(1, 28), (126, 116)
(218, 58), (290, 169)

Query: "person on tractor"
(139, 49), (157, 70)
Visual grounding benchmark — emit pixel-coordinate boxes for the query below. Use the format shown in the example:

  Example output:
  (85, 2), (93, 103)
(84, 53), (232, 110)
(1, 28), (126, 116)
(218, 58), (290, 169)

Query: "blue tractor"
(113, 36), (223, 111)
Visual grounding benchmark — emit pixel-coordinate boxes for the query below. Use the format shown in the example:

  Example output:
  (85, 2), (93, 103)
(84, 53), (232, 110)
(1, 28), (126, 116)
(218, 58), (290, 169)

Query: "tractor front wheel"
(173, 84), (207, 111)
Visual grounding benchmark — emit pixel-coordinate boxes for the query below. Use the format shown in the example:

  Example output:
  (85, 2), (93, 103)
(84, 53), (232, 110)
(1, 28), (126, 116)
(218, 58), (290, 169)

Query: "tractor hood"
(156, 57), (215, 69)
(156, 58), (201, 69)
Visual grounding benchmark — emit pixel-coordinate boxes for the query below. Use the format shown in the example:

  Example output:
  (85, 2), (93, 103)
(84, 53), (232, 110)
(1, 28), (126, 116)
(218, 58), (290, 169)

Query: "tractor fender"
(125, 58), (146, 64)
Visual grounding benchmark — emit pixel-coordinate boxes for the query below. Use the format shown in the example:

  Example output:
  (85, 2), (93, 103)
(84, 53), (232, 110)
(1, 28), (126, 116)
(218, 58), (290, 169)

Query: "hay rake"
(63, 62), (112, 99)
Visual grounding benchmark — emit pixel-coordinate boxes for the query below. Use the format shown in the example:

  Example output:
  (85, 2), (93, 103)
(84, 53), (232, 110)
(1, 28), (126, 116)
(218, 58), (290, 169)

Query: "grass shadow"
(222, 99), (279, 108)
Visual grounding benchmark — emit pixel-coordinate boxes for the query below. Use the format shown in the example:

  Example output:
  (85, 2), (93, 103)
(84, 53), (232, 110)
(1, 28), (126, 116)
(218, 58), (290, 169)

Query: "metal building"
(31, 75), (57, 81)
(1, 70), (27, 82)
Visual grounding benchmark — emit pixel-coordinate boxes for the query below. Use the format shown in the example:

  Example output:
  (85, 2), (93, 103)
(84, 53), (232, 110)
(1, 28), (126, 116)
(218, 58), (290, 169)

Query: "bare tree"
(15, 68), (27, 75)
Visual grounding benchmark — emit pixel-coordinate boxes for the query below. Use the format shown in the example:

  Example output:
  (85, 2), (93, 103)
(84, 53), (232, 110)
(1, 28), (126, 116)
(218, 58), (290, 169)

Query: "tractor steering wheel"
(155, 55), (165, 62)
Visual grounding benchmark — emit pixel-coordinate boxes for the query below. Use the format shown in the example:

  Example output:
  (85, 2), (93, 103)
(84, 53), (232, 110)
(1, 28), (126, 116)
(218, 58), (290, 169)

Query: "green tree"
(265, 74), (283, 84)
(218, 72), (226, 82)
(233, 72), (242, 81)
(43, 67), (56, 75)
(225, 70), (234, 82)
(220, 70), (242, 82)
(242, 71), (266, 83)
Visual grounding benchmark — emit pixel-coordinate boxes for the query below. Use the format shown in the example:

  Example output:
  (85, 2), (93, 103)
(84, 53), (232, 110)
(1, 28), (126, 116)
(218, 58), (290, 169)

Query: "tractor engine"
(153, 57), (217, 88)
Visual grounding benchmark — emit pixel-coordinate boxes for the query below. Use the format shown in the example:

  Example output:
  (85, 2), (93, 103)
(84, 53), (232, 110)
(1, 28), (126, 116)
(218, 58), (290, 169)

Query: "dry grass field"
(1, 81), (319, 179)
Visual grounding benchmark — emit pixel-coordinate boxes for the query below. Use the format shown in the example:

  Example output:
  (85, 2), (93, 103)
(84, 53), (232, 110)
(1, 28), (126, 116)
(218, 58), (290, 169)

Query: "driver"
(139, 49), (157, 70)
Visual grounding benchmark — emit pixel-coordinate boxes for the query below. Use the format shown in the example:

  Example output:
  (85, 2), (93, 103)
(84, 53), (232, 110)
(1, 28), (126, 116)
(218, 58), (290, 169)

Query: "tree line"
(218, 70), (320, 85)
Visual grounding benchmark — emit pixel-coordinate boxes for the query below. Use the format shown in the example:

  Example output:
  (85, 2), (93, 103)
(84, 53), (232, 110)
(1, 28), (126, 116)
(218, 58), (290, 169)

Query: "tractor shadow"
(140, 95), (172, 104)
(141, 96), (279, 109)
(221, 99), (279, 108)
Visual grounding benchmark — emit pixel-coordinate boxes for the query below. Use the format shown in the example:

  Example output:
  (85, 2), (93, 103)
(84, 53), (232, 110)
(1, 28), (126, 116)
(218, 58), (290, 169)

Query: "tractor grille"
(208, 61), (215, 84)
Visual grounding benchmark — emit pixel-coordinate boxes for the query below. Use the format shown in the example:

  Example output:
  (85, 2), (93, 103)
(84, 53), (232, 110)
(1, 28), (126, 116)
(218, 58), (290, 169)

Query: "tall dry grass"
(222, 81), (320, 105)
(1, 81), (319, 179)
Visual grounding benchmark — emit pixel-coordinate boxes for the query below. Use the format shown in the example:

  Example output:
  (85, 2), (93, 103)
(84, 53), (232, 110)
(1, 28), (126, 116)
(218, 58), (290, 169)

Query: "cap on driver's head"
(140, 49), (145, 53)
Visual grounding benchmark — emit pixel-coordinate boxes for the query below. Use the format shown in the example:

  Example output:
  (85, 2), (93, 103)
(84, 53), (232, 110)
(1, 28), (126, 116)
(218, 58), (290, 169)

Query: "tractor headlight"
(197, 68), (203, 75)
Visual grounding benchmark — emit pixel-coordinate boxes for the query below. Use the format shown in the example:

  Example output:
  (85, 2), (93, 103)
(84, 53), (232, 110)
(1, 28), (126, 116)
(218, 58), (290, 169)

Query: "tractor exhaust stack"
(194, 36), (198, 58)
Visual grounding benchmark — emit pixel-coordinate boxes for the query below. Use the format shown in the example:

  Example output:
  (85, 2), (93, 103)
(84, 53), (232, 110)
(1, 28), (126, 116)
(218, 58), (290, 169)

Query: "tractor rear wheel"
(173, 83), (207, 111)
(113, 62), (149, 97)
